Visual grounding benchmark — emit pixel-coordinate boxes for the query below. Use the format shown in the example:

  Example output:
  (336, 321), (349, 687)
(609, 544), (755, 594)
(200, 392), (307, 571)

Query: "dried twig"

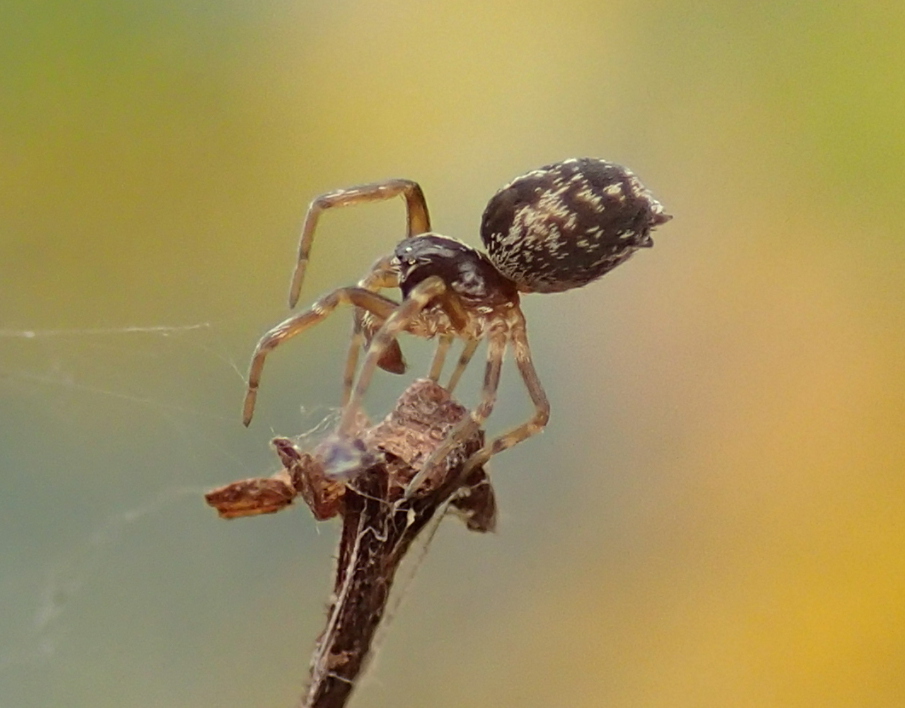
(206, 379), (496, 708)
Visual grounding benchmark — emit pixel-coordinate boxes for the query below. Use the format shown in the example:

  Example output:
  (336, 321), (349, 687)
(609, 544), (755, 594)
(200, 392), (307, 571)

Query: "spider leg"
(342, 310), (407, 407)
(358, 310), (406, 374)
(341, 319), (366, 408)
(436, 289), (469, 332)
(243, 287), (401, 426)
(461, 310), (551, 475)
(339, 276), (448, 435)
(446, 338), (480, 394)
(427, 334), (454, 382)
(341, 257), (405, 406)
(359, 255), (406, 371)
(405, 326), (507, 496)
(289, 180), (430, 308)
(344, 276), (465, 410)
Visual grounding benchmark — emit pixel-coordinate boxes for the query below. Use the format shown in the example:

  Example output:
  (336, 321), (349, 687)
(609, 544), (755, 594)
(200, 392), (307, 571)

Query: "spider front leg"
(341, 256), (406, 406)
(341, 308), (407, 407)
(339, 264), (463, 408)
(289, 179), (431, 308)
(243, 287), (401, 426)
(338, 276), (449, 436)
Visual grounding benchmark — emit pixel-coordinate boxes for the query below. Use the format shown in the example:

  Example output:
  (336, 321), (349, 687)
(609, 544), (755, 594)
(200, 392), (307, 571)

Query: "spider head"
(393, 234), (518, 310)
(480, 158), (671, 294)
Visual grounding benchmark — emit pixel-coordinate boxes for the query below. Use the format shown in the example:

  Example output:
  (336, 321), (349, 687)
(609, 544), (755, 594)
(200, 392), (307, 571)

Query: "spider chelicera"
(242, 158), (670, 494)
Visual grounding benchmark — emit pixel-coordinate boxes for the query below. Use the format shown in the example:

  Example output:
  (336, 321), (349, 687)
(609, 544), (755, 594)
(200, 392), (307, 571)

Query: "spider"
(242, 158), (670, 493)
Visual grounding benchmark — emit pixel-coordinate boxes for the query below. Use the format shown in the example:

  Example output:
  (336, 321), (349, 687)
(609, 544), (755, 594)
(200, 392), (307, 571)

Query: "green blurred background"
(2, 1), (903, 706)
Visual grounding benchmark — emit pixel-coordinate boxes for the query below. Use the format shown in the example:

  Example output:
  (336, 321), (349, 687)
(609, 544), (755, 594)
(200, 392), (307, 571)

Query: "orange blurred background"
(2, 1), (903, 706)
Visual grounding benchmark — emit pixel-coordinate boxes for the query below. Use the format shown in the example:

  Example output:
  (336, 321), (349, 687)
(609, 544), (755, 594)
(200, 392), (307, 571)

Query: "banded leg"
(342, 309), (407, 407)
(460, 310), (550, 476)
(341, 258), (405, 406)
(243, 287), (401, 426)
(345, 276), (467, 406)
(288, 180), (431, 308)
(404, 326), (507, 496)
(339, 276), (448, 435)
(446, 338), (480, 394)
(341, 321), (366, 408)
(428, 334), (454, 382)
(359, 310), (406, 373)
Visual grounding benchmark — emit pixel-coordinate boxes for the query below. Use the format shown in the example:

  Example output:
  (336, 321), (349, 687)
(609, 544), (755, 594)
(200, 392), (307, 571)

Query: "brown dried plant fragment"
(205, 379), (496, 708)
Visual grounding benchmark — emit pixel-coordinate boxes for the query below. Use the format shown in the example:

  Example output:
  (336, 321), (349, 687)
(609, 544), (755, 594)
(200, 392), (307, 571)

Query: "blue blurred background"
(2, 1), (903, 706)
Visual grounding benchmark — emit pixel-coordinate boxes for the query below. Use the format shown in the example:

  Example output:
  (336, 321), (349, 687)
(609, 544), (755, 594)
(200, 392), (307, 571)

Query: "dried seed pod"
(480, 158), (671, 293)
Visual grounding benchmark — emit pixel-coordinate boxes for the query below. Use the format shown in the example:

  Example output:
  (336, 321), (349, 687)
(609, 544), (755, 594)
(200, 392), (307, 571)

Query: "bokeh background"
(2, 1), (903, 706)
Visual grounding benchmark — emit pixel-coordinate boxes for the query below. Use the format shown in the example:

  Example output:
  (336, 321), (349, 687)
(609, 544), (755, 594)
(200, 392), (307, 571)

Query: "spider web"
(0, 321), (358, 707)
(0, 320), (489, 708)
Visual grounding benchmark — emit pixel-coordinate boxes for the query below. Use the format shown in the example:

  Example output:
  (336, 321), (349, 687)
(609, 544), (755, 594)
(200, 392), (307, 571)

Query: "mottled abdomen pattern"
(480, 158), (671, 293)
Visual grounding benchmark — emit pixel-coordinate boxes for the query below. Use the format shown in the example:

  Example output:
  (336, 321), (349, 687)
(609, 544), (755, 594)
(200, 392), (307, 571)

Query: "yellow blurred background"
(2, 1), (903, 706)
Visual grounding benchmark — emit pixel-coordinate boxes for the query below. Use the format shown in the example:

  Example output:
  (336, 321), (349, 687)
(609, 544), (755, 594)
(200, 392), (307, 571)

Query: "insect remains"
(242, 158), (670, 493)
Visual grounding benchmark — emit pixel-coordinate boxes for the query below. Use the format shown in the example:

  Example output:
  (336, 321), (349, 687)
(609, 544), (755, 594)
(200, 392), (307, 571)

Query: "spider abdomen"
(480, 158), (671, 294)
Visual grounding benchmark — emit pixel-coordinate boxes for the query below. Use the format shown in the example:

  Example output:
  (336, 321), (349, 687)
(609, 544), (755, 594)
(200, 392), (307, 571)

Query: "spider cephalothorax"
(394, 235), (518, 309)
(243, 158), (670, 493)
